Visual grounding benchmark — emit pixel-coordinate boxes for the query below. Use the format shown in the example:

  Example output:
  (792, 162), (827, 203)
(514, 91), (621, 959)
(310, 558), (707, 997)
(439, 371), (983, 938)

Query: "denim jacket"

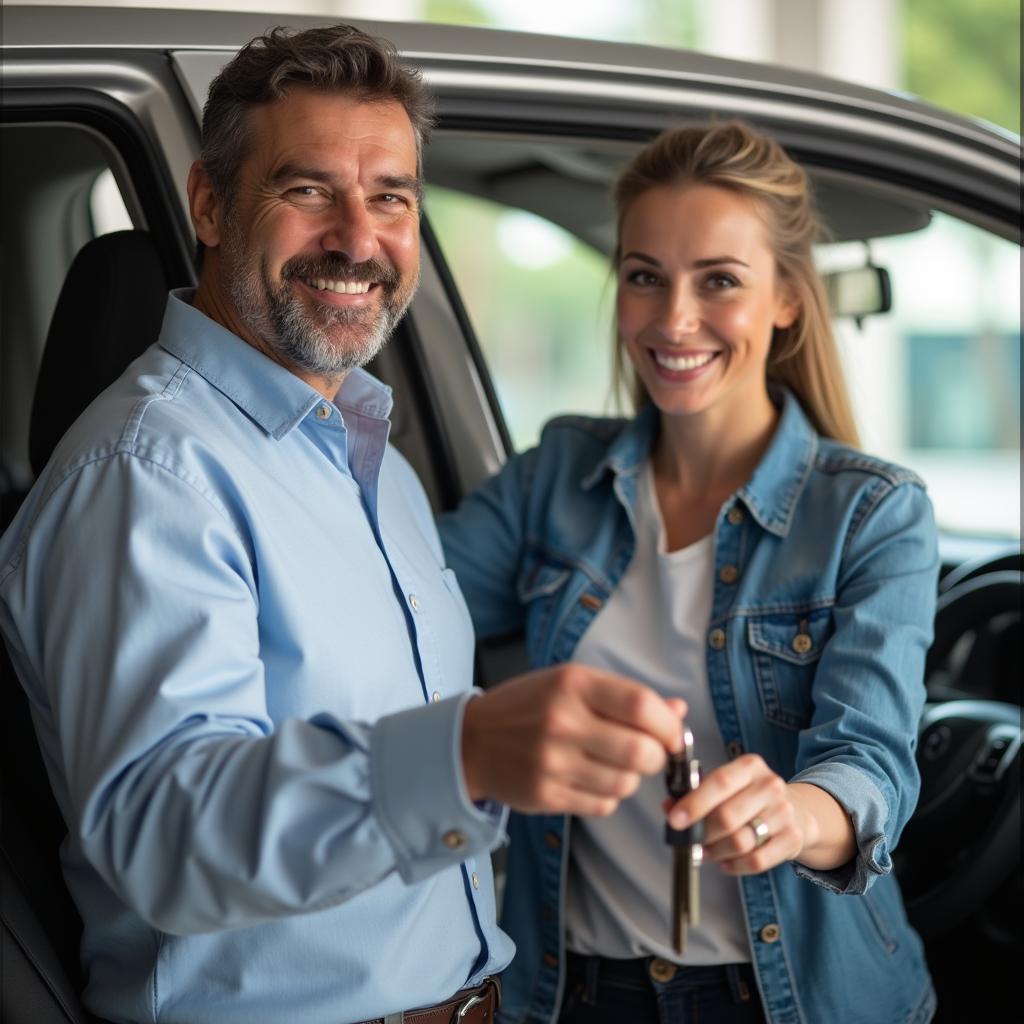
(439, 391), (939, 1024)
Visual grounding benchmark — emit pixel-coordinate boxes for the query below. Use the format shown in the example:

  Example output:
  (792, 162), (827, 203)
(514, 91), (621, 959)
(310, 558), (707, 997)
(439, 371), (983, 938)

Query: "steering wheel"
(897, 700), (1022, 940)
(926, 565), (1022, 705)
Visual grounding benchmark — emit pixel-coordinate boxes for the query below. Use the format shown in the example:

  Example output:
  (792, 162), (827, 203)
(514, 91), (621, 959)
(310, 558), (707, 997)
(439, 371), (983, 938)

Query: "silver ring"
(748, 816), (770, 847)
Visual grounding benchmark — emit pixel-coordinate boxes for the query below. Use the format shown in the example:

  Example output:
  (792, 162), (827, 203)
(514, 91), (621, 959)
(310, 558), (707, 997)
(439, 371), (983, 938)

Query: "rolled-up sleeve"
(790, 480), (938, 895)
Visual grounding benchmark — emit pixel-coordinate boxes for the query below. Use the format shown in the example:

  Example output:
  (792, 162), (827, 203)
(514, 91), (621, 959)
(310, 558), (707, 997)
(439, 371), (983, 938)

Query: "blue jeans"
(559, 953), (766, 1024)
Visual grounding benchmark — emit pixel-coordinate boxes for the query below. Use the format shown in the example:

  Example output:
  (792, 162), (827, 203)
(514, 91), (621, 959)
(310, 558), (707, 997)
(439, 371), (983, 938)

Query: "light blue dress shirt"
(0, 290), (514, 1024)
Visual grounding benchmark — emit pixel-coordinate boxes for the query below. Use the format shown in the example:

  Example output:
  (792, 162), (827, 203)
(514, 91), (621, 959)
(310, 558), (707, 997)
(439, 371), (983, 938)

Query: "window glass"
(432, 179), (1020, 542)
(427, 186), (617, 451)
(821, 213), (1020, 540)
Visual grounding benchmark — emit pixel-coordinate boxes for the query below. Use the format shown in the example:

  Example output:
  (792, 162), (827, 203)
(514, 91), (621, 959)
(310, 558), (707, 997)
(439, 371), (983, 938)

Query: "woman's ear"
(187, 161), (223, 249)
(774, 280), (801, 330)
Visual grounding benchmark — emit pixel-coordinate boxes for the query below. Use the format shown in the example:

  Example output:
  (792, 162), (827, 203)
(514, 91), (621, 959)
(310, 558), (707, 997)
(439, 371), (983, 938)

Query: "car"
(0, 6), (1019, 1023)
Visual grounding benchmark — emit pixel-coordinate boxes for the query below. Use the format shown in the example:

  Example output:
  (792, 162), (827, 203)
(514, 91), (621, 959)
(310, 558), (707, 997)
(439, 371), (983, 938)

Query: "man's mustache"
(282, 255), (401, 291)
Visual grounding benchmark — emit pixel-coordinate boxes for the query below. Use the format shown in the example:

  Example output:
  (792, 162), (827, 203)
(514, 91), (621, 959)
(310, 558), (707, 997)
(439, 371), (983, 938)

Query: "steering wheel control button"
(759, 923), (781, 943)
(922, 725), (953, 762)
(719, 565), (739, 584)
(791, 632), (813, 654)
(708, 628), (726, 650)
(649, 958), (678, 983)
(442, 830), (466, 851)
(969, 727), (1019, 784)
(727, 507), (744, 526)
(315, 403), (331, 421)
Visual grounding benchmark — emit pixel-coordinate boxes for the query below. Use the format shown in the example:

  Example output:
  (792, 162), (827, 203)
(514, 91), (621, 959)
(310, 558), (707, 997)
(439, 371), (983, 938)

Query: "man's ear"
(187, 160), (223, 248)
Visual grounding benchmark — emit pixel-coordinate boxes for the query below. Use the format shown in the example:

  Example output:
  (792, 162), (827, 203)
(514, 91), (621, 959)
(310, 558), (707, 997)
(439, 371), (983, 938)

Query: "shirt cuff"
(371, 690), (507, 884)
(788, 762), (891, 895)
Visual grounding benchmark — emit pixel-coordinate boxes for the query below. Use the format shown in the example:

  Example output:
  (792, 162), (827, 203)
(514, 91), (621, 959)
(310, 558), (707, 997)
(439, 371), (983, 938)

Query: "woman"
(439, 122), (938, 1024)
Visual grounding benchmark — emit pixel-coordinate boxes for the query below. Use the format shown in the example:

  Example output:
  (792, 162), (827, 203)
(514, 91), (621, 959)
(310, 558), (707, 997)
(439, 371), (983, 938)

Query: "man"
(0, 25), (684, 1024)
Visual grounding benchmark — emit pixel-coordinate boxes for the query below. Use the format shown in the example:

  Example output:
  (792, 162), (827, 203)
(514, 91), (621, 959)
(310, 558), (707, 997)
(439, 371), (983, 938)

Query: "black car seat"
(1, 229), (170, 1024)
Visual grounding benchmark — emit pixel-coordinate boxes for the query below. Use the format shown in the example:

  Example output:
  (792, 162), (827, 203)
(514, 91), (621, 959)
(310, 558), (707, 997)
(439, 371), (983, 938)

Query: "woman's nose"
(656, 285), (701, 341)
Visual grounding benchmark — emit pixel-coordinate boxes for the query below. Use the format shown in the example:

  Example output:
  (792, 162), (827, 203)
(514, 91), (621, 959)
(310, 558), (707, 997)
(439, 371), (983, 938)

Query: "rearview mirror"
(824, 265), (892, 322)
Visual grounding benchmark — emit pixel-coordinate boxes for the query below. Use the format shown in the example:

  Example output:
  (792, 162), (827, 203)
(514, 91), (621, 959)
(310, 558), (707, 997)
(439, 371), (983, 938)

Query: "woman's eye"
(704, 272), (739, 290)
(625, 269), (660, 287)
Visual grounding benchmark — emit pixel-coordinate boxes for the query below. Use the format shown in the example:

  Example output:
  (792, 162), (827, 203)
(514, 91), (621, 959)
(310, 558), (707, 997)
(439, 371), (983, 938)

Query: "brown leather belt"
(355, 977), (500, 1024)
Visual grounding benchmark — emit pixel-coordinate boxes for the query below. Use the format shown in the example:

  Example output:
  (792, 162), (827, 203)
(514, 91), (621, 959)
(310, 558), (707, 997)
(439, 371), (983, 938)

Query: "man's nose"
(320, 197), (378, 264)
(656, 284), (701, 342)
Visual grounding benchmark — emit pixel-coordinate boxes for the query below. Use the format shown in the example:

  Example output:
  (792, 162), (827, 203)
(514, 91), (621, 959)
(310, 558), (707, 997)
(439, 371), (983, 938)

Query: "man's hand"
(461, 664), (686, 817)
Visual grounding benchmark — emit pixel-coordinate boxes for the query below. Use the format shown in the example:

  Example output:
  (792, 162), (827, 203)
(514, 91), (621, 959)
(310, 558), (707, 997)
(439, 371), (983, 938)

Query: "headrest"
(29, 230), (169, 477)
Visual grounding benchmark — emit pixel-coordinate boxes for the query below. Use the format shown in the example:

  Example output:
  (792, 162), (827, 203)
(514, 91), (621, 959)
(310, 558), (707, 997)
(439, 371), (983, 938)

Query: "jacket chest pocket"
(747, 612), (831, 730)
(518, 562), (573, 665)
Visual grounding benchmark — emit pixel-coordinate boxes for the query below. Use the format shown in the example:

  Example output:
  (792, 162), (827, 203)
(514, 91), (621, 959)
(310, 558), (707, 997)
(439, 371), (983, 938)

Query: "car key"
(665, 724), (702, 955)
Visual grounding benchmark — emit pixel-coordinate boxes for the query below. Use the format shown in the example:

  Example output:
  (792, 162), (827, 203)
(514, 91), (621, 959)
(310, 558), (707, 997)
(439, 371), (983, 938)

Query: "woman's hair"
(612, 121), (859, 446)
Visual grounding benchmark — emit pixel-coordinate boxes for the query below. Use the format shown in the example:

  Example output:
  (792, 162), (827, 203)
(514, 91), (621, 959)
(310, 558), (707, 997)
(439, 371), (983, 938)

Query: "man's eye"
(375, 193), (408, 206)
(288, 186), (325, 199)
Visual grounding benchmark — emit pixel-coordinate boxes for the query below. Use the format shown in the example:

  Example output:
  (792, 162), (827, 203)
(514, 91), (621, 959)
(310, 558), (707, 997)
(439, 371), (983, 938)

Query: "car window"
(821, 212), (1020, 541)
(430, 174), (1020, 545)
(426, 185), (618, 451)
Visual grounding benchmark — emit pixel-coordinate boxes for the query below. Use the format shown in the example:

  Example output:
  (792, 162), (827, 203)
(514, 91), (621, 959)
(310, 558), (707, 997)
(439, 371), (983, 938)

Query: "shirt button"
(442, 830), (466, 851)
(542, 952), (559, 969)
(649, 958), (678, 982)
(759, 923), (782, 943)
(409, 594), (421, 612)
(431, 690), (441, 703)
(727, 507), (744, 526)
(579, 592), (604, 611)
(544, 830), (561, 849)
(726, 740), (744, 759)
(315, 404), (331, 420)
(708, 627), (726, 650)
(471, 872), (480, 890)
(719, 564), (739, 584)
(792, 632), (813, 654)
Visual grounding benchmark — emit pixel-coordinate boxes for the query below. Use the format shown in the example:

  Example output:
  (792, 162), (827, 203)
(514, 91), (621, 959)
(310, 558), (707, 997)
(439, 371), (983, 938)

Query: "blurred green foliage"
(903, 0), (1020, 133)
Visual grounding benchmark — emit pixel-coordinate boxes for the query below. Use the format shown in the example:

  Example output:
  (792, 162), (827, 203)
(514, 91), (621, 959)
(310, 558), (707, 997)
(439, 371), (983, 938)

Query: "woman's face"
(616, 183), (798, 425)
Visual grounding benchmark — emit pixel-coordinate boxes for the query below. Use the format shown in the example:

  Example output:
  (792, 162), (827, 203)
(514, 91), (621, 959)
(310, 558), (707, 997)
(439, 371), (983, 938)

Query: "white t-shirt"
(566, 461), (751, 964)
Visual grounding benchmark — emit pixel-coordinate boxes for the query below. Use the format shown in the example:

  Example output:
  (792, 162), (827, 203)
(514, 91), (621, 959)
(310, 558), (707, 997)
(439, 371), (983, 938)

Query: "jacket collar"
(158, 289), (393, 439)
(581, 390), (817, 538)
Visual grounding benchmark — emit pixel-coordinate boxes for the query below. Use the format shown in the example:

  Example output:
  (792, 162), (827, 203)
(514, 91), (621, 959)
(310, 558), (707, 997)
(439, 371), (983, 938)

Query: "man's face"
(206, 88), (421, 387)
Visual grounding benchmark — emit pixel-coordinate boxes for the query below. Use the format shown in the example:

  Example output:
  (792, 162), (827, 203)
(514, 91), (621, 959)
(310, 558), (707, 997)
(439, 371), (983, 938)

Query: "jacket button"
(649, 958), (678, 982)
(544, 830), (561, 849)
(543, 952), (559, 968)
(759, 923), (781, 943)
(727, 507), (744, 525)
(719, 564), (739, 584)
(708, 628), (726, 650)
(792, 632), (813, 654)
(579, 592), (604, 610)
(726, 740), (744, 759)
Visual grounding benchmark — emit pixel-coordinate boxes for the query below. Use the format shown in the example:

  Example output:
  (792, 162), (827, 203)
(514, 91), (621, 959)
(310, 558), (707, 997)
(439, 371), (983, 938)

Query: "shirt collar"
(581, 389), (817, 538)
(157, 289), (393, 437)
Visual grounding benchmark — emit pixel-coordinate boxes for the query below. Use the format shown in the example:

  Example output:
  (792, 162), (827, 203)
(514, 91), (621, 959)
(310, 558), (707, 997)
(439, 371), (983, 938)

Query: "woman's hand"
(664, 754), (856, 875)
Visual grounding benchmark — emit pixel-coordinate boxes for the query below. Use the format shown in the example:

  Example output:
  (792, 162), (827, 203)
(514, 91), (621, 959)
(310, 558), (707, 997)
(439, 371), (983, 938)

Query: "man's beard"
(221, 213), (416, 380)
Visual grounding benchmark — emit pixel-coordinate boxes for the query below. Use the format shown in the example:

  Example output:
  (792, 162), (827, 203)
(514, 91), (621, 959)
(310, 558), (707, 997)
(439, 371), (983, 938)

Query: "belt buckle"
(455, 991), (486, 1019)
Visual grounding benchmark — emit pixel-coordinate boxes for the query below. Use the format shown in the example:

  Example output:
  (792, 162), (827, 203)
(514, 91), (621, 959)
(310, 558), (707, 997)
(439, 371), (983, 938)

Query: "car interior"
(0, 95), (1020, 1024)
